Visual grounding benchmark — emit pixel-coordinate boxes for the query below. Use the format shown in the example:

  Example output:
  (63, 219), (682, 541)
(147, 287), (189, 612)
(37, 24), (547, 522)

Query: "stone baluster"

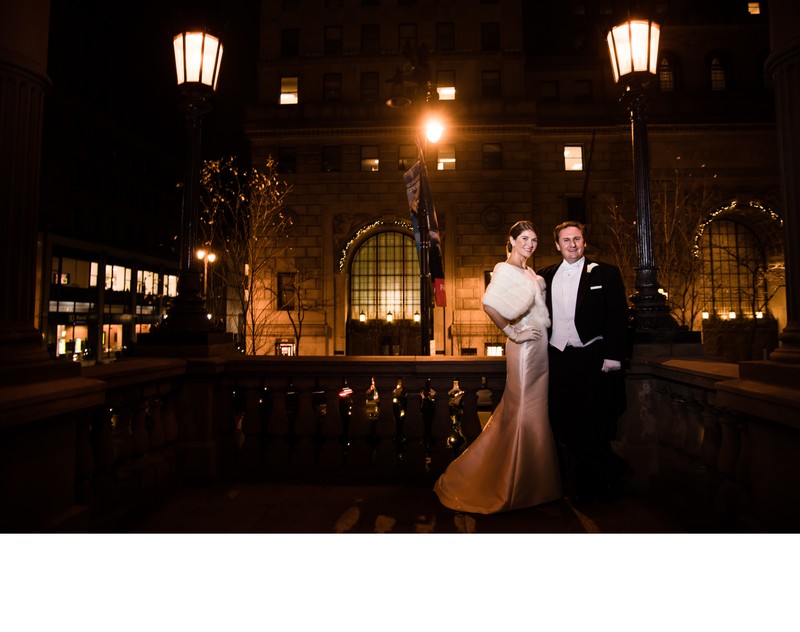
(148, 398), (166, 450)
(131, 401), (150, 458)
(699, 405), (723, 469)
(667, 392), (688, 452)
(717, 410), (741, 478)
(683, 397), (705, 457)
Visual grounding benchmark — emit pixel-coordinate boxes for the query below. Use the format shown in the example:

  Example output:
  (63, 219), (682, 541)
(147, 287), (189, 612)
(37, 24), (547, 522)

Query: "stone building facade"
(241, 0), (783, 358)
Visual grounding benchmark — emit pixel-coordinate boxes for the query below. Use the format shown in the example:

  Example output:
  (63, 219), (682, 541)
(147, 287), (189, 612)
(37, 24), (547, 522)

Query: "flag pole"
(416, 138), (432, 356)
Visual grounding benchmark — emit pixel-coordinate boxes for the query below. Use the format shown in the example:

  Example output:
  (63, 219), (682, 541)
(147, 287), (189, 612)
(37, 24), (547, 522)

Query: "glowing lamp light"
(729, 311), (737, 319)
(173, 31), (223, 90)
(606, 19), (660, 83)
(413, 311), (421, 323)
(359, 311), (366, 322)
(702, 311), (710, 320)
(425, 119), (444, 143)
(386, 311), (394, 323)
(755, 311), (764, 319)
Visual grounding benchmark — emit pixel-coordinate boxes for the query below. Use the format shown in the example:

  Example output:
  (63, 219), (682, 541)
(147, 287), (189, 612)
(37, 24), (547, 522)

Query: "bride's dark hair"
(507, 220), (538, 253)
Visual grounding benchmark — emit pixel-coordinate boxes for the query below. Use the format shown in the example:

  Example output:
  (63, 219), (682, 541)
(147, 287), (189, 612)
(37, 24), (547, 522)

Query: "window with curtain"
(350, 231), (420, 321)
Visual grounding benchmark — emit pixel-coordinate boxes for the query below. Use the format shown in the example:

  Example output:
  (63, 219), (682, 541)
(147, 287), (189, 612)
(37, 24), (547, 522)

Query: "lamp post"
(163, 30), (223, 333)
(607, 19), (678, 336)
(388, 47), (443, 355)
(196, 248), (217, 297)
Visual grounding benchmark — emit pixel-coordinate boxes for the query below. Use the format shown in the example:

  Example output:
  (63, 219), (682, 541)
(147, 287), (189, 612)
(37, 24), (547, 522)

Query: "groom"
(539, 221), (631, 504)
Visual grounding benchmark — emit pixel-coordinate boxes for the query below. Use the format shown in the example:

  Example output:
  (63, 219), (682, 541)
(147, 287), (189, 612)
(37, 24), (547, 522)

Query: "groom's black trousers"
(547, 342), (627, 497)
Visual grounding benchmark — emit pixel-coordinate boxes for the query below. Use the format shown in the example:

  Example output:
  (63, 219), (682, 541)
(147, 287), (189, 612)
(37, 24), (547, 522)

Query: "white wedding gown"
(434, 266), (562, 514)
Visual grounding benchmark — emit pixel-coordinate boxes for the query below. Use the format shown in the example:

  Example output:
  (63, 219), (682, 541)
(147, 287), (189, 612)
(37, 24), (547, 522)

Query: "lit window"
(564, 144), (584, 171)
(436, 144), (456, 171)
(700, 218), (767, 319)
(280, 77), (298, 104)
(485, 343), (504, 356)
(747, 2), (760, 15)
(349, 231), (420, 322)
(361, 145), (379, 171)
(436, 70), (455, 100)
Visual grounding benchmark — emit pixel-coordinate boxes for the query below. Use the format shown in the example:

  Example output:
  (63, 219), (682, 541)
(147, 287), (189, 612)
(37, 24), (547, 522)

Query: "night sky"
(47, 0), (261, 163)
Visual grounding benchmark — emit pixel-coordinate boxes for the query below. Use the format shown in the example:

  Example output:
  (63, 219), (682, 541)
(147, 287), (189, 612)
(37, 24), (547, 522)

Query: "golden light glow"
(173, 32), (223, 90)
(425, 119), (444, 143)
(607, 20), (660, 82)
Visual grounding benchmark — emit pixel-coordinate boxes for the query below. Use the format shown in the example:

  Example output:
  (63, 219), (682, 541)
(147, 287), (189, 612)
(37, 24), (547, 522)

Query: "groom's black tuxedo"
(539, 257), (630, 502)
(538, 257), (629, 362)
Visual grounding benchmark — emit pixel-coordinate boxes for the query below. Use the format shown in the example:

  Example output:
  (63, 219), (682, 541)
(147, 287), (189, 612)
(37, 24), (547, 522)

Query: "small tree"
(601, 159), (717, 330)
(271, 265), (328, 356)
(199, 156), (294, 354)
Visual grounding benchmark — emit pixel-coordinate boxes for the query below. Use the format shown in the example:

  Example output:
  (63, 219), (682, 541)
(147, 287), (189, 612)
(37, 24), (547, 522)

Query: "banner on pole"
(403, 160), (446, 307)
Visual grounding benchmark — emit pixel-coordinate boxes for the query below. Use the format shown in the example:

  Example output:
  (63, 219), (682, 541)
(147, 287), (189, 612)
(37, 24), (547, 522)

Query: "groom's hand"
(601, 359), (622, 372)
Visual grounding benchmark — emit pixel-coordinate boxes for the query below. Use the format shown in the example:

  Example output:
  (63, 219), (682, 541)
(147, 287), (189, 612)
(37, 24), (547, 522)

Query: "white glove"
(502, 324), (542, 343)
(601, 358), (622, 372)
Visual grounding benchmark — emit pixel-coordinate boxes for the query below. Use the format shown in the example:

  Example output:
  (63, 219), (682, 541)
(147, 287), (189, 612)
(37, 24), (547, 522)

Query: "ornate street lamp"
(607, 19), (678, 336)
(162, 30), (223, 333)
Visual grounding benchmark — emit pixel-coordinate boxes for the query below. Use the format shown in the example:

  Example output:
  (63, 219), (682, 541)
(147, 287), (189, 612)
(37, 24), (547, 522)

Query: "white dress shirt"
(549, 258), (585, 351)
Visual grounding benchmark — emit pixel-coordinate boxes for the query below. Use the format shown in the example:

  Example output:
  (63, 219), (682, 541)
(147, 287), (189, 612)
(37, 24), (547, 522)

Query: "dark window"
(324, 26), (343, 55)
(323, 72), (342, 101)
(481, 23), (500, 51)
(361, 24), (380, 54)
(482, 143), (502, 170)
(574, 79), (592, 101)
(566, 197), (586, 223)
(482, 71), (501, 98)
(399, 23), (417, 54)
(361, 71), (379, 101)
(280, 29), (299, 57)
(322, 146), (342, 172)
(710, 56), (727, 91)
(436, 22), (455, 51)
(658, 56), (675, 92)
(540, 80), (559, 102)
(277, 147), (297, 173)
(278, 272), (296, 310)
(399, 144), (417, 171)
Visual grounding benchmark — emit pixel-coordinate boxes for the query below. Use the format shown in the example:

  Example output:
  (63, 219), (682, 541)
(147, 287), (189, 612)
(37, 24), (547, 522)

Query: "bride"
(434, 221), (562, 514)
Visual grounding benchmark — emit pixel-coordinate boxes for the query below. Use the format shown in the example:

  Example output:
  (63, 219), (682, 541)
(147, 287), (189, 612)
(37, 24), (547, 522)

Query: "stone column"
(0, 1), (77, 382)
(767, 0), (800, 363)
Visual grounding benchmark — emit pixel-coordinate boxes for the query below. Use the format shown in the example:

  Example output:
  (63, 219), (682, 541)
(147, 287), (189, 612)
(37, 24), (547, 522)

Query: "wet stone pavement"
(123, 481), (689, 534)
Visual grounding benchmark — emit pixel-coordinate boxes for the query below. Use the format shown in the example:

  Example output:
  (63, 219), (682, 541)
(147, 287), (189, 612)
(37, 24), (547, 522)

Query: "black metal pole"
(418, 147), (432, 356)
(163, 88), (213, 333)
(624, 81), (675, 333)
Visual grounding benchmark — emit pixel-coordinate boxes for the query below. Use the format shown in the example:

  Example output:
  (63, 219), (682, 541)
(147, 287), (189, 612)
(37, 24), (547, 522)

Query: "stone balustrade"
(2, 351), (799, 532)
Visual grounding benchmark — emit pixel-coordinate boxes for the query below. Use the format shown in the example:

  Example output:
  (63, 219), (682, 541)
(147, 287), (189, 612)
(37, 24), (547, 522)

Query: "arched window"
(350, 231), (420, 321)
(710, 56), (727, 91)
(700, 219), (766, 318)
(658, 55), (675, 92)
